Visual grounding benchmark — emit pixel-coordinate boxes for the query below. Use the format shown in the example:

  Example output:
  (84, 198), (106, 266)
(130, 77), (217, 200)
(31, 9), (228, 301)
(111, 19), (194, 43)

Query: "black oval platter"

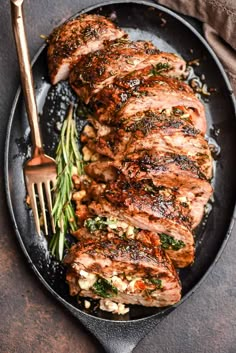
(4, 0), (236, 330)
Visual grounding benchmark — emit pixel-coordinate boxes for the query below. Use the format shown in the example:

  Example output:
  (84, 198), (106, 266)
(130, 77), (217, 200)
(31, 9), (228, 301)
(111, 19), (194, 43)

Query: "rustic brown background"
(0, 1), (236, 352)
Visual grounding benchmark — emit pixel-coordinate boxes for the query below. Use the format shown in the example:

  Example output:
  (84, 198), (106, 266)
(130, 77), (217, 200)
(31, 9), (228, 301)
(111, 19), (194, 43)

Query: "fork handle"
(11, 0), (43, 152)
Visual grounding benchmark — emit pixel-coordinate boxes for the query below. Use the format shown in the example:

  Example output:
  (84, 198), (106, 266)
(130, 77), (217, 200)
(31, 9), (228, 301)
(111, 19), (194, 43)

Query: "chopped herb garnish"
(50, 105), (84, 260)
(126, 115), (157, 135)
(93, 278), (118, 298)
(160, 233), (185, 251)
(151, 62), (171, 76)
(81, 25), (98, 40)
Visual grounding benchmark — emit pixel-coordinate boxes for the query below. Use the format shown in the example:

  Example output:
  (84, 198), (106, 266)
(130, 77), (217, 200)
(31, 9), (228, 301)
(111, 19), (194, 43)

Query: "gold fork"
(11, 0), (57, 235)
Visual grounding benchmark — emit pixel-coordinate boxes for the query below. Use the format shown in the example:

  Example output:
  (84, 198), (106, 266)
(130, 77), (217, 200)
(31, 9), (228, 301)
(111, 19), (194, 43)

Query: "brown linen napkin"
(203, 23), (236, 91)
(156, 0), (236, 93)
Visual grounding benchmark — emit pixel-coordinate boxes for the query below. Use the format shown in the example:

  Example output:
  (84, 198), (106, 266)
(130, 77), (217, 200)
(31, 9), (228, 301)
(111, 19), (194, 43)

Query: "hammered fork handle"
(11, 0), (57, 235)
(11, 0), (43, 154)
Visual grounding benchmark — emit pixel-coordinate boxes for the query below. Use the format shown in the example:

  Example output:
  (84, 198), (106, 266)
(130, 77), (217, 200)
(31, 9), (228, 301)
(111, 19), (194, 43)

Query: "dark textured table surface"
(1, 1), (236, 352)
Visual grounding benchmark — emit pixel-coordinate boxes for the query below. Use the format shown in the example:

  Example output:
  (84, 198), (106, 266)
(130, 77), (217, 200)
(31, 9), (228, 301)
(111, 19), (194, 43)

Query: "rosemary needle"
(50, 105), (83, 260)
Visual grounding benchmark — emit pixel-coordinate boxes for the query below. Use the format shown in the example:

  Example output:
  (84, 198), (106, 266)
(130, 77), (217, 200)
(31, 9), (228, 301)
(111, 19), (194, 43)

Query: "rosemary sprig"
(50, 105), (83, 260)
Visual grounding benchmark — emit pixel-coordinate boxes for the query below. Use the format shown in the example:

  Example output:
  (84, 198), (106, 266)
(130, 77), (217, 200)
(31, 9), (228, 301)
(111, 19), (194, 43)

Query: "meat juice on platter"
(45, 13), (214, 315)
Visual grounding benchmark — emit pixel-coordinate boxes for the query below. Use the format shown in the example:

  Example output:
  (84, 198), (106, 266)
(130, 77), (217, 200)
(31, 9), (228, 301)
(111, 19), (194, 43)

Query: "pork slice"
(87, 178), (195, 267)
(69, 38), (186, 103)
(70, 39), (157, 103)
(90, 71), (206, 133)
(121, 151), (213, 228)
(85, 111), (213, 179)
(89, 200), (194, 268)
(85, 151), (205, 184)
(85, 150), (213, 228)
(64, 231), (181, 307)
(47, 14), (125, 84)
(105, 178), (192, 228)
(125, 129), (213, 180)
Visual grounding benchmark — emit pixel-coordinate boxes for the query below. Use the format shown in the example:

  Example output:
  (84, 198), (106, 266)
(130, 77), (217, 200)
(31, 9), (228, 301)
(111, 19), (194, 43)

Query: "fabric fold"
(156, 0), (236, 93)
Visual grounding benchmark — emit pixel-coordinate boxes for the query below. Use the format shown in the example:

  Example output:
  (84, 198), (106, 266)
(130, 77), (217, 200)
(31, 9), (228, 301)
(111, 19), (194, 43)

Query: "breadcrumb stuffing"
(99, 299), (129, 315)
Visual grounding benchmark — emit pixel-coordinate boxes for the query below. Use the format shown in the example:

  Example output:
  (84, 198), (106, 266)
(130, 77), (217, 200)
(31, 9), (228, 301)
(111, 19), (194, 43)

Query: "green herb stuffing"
(160, 233), (185, 251)
(84, 217), (117, 232)
(93, 278), (118, 298)
(50, 105), (84, 260)
(149, 278), (163, 289)
(151, 62), (171, 76)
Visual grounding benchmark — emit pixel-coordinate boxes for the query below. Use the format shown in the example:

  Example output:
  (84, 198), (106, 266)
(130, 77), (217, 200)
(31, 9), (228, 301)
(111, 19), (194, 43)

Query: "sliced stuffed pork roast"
(47, 14), (214, 311)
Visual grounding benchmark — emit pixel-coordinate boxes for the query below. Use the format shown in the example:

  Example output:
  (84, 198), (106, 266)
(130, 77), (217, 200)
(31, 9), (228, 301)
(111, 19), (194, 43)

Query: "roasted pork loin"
(48, 14), (125, 84)
(64, 229), (182, 307)
(47, 14), (214, 310)
(70, 38), (186, 103)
